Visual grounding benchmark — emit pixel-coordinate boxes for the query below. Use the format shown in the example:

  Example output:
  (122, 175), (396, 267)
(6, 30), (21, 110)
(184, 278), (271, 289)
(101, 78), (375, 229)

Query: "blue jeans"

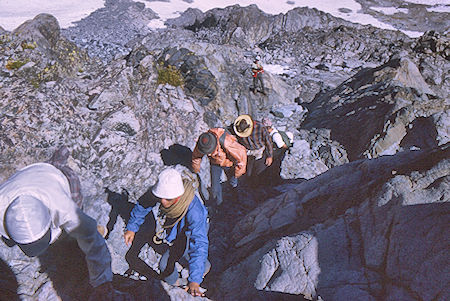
(210, 164), (224, 206)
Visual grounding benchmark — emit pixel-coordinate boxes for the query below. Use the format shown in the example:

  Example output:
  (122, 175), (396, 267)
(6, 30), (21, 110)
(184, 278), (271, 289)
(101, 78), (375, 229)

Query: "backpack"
(278, 130), (293, 148)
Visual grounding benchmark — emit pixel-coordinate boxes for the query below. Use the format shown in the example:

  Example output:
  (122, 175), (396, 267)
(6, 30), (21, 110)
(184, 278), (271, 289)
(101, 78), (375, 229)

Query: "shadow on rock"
(38, 236), (92, 300)
(160, 144), (193, 169)
(124, 188), (168, 282)
(314, 199), (450, 300)
(254, 290), (309, 300)
(0, 257), (19, 301)
(105, 187), (135, 239)
(112, 274), (170, 301)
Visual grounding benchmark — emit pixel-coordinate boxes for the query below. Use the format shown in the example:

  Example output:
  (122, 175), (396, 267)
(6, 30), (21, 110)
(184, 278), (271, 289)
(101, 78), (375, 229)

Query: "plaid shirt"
(238, 121), (273, 158)
(47, 146), (83, 208)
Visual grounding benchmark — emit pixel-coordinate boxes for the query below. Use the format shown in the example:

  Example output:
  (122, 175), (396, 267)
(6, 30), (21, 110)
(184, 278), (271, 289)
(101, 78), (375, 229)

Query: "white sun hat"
(5, 195), (51, 244)
(152, 168), (185, 199)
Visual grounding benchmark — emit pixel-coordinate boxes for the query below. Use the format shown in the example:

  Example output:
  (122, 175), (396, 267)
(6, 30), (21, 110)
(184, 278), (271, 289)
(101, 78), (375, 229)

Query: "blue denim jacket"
(127, 195), (209, 284)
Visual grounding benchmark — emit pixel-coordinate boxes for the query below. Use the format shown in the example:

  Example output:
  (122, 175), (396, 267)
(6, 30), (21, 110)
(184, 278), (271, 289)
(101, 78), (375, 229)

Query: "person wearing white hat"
(0, 162), (127, 300)
(124, 168), (209, 297)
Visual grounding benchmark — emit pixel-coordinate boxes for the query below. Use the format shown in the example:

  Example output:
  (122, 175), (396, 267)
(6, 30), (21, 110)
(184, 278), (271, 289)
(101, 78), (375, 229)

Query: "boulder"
(301, 56), (447, 161)
(218, 145), (449, 300)
(13, 13), (61, 50)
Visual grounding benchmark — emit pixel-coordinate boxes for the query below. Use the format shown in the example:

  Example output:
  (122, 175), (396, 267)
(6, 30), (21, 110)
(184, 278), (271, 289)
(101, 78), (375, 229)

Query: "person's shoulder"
(21, 162), (58, 173)
(254, 120), (263, 127)
(188, 196), (207, 218)
(190, 195), (205, 209)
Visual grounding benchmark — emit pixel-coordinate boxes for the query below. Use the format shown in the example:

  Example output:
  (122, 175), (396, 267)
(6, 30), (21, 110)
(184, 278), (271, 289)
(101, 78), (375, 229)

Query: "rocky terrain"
(0, 1), (449, 300)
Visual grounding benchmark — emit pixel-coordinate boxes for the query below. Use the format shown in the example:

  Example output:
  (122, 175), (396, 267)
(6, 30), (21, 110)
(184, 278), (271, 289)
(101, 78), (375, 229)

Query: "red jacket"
(192, 128), (247, 178)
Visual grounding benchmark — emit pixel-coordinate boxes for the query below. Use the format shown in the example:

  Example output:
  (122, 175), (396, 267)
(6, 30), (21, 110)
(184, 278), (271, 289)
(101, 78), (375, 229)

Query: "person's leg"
(253, 156), (269, 177)
(124, 225), (160, 279)
(210, 164), (223, 206)
(248, 153), (271, 187)
(246, 155), (256, 177)
(175, 233), (211, 282)
(258, 74), (265, 93)
(243, 155), (256, 187)
(261, 148), (285, 184)
(252, 76), (257, 92)
(159, 233), (188, 284)
(158, 248), (180, 285)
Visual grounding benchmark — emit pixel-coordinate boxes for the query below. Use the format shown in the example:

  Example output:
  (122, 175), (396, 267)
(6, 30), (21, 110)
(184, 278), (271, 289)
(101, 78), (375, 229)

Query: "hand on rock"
(124, 230), (135, 246)
(185, 282), (204, 297)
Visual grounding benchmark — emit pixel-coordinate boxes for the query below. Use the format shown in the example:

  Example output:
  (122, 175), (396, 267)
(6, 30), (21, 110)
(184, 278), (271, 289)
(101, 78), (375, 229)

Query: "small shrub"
(114, 123), (137, 136)
(30, 79), (40, 88)
(21, 41), (37, 49)
(0, 34), (11, 44)
(6, 59), (28, 70)
(157, 64), (184, 87)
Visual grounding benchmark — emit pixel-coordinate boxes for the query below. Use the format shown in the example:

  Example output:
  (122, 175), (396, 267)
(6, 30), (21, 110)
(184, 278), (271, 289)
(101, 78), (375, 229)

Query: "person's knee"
(125, 249), (138, 263)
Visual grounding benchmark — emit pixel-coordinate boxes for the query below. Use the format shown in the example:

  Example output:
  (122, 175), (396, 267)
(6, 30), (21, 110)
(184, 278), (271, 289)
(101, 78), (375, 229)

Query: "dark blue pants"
(158, 233), (210, 285)
(210, 164), (224, 206)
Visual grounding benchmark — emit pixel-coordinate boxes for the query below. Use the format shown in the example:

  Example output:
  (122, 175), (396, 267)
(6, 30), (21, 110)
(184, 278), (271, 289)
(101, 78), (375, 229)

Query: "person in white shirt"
(261, 117), (294, 184)
(0, 162), (129, 300)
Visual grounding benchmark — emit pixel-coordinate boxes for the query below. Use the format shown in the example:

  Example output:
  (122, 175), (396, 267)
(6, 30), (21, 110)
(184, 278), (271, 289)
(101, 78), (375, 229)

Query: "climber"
(124, 168), (209, 297)
(260, 117), (295, 184)
(0, 152), (129, 300)
(191, 128), (247, 207)
(233, 115), (273, 187)
(263, 117), (294, 152)
(251, 57), (266, 95)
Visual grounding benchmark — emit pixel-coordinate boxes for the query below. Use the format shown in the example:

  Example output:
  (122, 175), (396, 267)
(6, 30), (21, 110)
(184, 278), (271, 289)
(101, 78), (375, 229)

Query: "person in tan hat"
(124, 168), (209, 297)
(191, 128), (247, 206)
(233, 115), (273, 187)
(0, 161), (129, 300)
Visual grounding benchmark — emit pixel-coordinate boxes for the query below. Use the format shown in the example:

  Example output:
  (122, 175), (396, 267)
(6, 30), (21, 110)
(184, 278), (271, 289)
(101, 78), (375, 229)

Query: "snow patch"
(265, 64), (291, 75)
(371, 7), (409, 15)
(427, 5), (450, 13)
(0, 0), (104, 31)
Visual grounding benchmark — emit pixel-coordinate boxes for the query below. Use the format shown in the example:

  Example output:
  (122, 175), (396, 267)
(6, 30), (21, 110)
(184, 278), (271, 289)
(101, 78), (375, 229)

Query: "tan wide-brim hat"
(233, 114), (254, 138)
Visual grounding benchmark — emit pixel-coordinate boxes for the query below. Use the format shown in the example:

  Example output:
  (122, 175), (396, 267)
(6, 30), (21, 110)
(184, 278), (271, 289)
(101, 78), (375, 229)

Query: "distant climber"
(251, 57), (266, 95)
(261, 117), (294, 184)
(124, 168), (209, 297)
(233, 115), (273, 187)
(192, 128), (247, 207)
(263, 117), (294, 151)
(0, 148), (130, 300)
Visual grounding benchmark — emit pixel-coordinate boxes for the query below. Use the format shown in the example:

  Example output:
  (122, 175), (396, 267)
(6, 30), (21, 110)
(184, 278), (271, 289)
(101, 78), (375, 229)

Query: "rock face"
(62, 0), (157, 63)
(0, 3), (448, 301)
(301, 55), (448, 161)
(157, 47), (218, 106)
(221, 145), (449, 300)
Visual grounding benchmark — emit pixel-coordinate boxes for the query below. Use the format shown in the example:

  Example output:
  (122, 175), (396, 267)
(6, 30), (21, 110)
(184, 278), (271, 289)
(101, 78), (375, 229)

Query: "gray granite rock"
(0, 3), (449, 300)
